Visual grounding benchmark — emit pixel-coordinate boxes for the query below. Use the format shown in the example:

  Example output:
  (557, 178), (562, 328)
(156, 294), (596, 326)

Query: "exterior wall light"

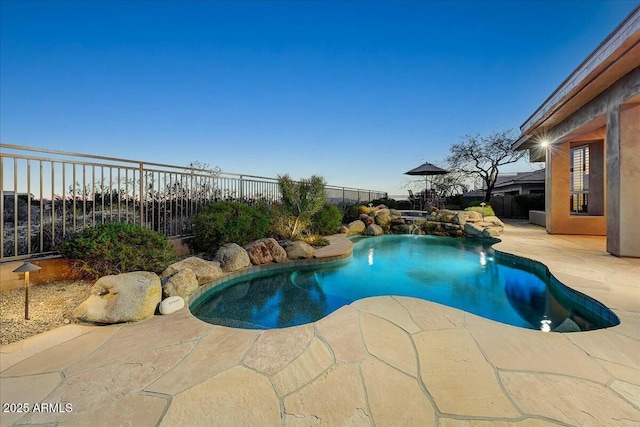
(12, 262), (42, 320)
(540, 139), (550, 148)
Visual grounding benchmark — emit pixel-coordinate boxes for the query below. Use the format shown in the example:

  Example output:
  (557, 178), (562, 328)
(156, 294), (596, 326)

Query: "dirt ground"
(0, 280), (92, 346)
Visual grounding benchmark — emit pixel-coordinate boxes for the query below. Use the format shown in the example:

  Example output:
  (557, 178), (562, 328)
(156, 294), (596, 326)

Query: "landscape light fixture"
(12, 262), (41, 320)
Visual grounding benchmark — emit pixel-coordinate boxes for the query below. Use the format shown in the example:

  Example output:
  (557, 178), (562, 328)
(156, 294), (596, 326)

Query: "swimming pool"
(190, 235), (619, 332)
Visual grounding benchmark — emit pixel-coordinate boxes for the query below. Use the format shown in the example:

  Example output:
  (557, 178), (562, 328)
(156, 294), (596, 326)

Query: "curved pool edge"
(491, 245), (620, 329)
(188, 234), (354, 308)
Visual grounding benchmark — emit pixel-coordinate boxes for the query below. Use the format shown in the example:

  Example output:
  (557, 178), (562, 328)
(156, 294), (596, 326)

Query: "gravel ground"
(0, 281), (93, 346)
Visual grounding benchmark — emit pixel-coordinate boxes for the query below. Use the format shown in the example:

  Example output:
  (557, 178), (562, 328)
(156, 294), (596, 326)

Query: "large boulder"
(463, 222), (485, 238)
(347, 220), (366, 235)
(282, 240), (316, 260)
(482, 215), (505, 228)
(245, 238), (287, 265)
(359, 214), (374, 226)
(214, 243), (251, 272)
(374, 209), (391, 228)
(389, 209), (402, 221)
(464, 210), (483, 223)
(435, 209), (456, 223)
(365, 224), (384, 236)
(161, 268), (198, 300)
(339, 225), (349, 234)
(161, 257), (224, 285)
(74, 272), (161, 324)
(482, 227), (501, 238)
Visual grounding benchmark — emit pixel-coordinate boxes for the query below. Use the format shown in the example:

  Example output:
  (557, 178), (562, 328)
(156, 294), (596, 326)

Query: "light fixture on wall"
(540, 139), (550, 148)
(12, 262), (42, 320)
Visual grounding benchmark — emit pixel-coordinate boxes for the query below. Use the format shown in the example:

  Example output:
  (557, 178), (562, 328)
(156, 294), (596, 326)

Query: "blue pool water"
(191, 235), (619, 331)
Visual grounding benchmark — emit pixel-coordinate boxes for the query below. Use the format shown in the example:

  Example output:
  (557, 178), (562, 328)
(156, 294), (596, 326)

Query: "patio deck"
(1, 225), (639, 426)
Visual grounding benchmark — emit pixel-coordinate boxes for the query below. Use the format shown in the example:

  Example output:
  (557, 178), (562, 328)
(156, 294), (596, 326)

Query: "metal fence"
(1, 144), (387, 261)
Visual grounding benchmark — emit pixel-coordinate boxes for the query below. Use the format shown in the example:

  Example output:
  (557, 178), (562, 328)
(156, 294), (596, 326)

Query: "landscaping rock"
(161, 268), (198, 300)
(161, 257), (224, 285)
(159, 296), (185, 315)
(359, 214), (374, 226)
(74, 271), (161, 324)
(435, 209), (456, 223)
(389, 209), (402, 221)
(365, 224), (384, 236)
(245, 238), (287, 265)
(374, 209), (391, 228)
(482, 215), (505, 227)
(463, 222), (484, 238)
(347, 220), (366, 235)
(339, 225), (349, 234)
(464, 210), (483, 223)
(282, 240), (316, 260)
(214, 243), (251, 272)
(482, 227), (501, 238)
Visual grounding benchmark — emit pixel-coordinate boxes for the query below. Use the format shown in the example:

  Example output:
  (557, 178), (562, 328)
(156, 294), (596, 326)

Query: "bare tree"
(447, 130), (525, 202)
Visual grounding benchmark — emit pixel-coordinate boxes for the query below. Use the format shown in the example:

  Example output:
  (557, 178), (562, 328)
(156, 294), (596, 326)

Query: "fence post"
(240, 175), (244, 200)
(139, 162), (145, 227)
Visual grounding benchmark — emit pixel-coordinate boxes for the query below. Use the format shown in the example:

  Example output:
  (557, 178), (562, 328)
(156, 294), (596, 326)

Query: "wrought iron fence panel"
(1, 144), (387, 261)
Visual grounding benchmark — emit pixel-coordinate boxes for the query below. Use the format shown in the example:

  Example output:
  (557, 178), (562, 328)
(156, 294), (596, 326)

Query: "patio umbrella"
(404, 161), (449, 196)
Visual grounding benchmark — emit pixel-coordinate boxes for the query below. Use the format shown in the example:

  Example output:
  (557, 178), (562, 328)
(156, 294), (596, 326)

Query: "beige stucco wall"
(546, 140), (607, 235)
(618, 104), (640, 256)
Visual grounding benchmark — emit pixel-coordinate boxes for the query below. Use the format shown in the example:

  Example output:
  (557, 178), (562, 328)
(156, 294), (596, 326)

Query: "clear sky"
(1, 0), (637, 196)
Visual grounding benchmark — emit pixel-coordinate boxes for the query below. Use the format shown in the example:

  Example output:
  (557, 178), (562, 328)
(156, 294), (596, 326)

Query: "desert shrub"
(278, 174), (327, 238)
(465, 206), (496, 217)
(300, 234), (330, 246)
(192, 201), (270, 253)
(371, 198), (398, 209)
(58, 222), (175, 278)
(311, 204), (342, 235)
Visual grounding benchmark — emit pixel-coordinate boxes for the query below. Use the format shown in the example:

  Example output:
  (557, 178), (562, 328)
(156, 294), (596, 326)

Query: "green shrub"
(311, 204), (342, 235)
(342, 205), (370, 223)
(444, 205), (461, 210)
(371, 198), (398, 209)
(192, 201), (270, 254)
(58, 222), (175, 278)
(465, 206), (496, 217)
(467, 200), (484, 207)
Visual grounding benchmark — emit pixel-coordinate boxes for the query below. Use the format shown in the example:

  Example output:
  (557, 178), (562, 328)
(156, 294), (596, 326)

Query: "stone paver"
(361, 357), (436, 426)
(500, 371), (640, 426)
(283, 364), (371, 426)
(315, 305), (367, 362)
(0, 372), (62, 426)
(271, 338), (334, 396)
(465, 313), (611, 383)
(394, 296), (465, 331)
(146, 326), (260, 395)
(360, 312), (417, 376)
(160, 365), (280, 427)
(58, 394), (167, 427)
(414, 329), (520, 418)
(1, 227), (639, 425)
(243, 323), (314, 375)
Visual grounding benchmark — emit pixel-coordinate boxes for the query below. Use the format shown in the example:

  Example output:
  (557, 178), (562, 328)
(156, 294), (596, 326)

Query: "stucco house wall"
(513, 7), (639, 257)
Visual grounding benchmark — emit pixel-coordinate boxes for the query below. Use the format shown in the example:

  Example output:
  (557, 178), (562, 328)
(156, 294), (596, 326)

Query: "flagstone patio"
(1, 224), (639, 426)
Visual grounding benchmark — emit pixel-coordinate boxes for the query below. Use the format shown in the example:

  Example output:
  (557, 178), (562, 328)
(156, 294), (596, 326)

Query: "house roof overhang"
(513, 6), (640, 153)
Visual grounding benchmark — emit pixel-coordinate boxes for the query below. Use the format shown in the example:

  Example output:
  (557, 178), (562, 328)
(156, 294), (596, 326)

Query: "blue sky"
(1, 0), (637, 196)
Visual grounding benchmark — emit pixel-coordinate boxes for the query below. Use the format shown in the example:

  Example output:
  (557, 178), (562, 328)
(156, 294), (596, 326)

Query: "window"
(570, 145), (589, 213)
